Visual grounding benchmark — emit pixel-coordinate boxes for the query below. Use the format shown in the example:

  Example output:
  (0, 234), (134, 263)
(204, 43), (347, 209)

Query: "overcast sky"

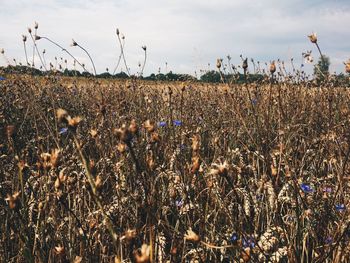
(0, 0), (349, 76)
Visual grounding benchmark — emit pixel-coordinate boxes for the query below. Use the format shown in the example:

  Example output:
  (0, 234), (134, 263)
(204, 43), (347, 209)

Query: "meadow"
(1, 71), (350, 262)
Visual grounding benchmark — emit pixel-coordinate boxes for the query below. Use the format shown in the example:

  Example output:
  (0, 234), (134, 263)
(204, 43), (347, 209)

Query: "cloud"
(0, 0), (349, 75)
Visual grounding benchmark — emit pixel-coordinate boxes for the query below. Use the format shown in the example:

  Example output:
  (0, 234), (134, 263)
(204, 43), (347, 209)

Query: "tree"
(200, 70), (221, 83)
(314, 55), (330, 82)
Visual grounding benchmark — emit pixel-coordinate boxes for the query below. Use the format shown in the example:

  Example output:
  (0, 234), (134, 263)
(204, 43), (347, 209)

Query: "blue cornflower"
(0, 76), (5, 80)
(230, 233), (238, 243)
(251, 98), (258, 105)
(173, 120), (182, 126)
(59, 127), (68, 135)
(325, 236), (333, 244)
(158, 121), (167, 127)
(335, 204), (346, 212)
(175, 199), (183, 207)
(323, 187), (332, 193)
(300, 183), (314, 193)
(242, 236), (255, 248)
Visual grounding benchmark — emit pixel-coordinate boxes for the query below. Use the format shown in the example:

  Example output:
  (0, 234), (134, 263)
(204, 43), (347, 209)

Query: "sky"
(0, 0), (349, 76)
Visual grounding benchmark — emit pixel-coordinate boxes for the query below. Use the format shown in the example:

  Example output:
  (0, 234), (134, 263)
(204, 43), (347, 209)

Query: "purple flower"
(59, 127), (68, 135)
(173, 120), (182, 126)
(158, 121), (167, 127)
(300, 183), (314, 193)
(335, 204), (346, 212)
(0, 76), (5, 80)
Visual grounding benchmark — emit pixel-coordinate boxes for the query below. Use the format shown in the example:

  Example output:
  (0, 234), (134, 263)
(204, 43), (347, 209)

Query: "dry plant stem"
(72, 134), (118, 244)
(76, 44), (97, 76)
(112, 39), (125, 75)
(29, 33), (47, 71)
(140, 49), (147, 77)
(23, 42), (29, 66)
(40, 36), (87, 72)
(117, 34), (131, 76)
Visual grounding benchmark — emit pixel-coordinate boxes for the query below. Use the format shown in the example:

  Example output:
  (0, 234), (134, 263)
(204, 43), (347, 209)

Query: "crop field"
(1, 72), (350, 262)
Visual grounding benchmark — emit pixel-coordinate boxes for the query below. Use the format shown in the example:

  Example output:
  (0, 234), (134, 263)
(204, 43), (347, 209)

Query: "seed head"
(134, 244), (150, 263)
(34, 21), (39, 29)
(0, 48), (4, 54)
(116, 28), (120, 35)
(345, 60), (350, 73)
(28, 27), (32, 34)
(184, 229), (200, 243)
(242, 58), (248, 70)
(22, 35), (27, 42)
(142, 45), (147, 51)
(216, 58), (222, 69)
(35, 35), (41, 41)
(71, 39), (78, 47)
(144, 120), (155, 133)
(56, 108), (68, 120)
(270, 61), (276, 74)
(308, 32), (317, 44)
(5, 191), (21, 209)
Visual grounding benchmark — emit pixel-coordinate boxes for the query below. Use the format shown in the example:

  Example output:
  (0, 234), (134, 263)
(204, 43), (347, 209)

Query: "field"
(1, 73), (350, 262)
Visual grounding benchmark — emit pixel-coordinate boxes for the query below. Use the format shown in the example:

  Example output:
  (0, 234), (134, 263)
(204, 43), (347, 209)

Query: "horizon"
(0, 0), (349, 76)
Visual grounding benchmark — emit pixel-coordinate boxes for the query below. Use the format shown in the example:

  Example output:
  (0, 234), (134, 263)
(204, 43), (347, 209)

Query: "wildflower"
(59, 127), (68, 135)
(184, 229), (200, 243)
(270, 61), (276, 74)
(54, 245), (65, 256)
(325, 236), (333, 244)
(115, 125), (132, 143)
(175, 199), (183, 207)
(173, 120), (182, 126)
(308, 32), (317, 44)
(67, 116), (82, 130)
(71, 39), (78, 47)
(0, 76), (5, 80)
(121, 229), (137, 242)
(117, 143), (127, 153)
(300, 183), (314, 193)
(242, 58), (248, 70)
(323, 187), (332, 193)
(158, 121), (167, 127)
(335, 204), (346, 212)
(144, 120), (155, 133)
(345, 60), (350, 73)
(242, 235), (255, 248)
(56, 108), (68, 123)
(5, 191), (21, 209)
(216, 58), (222, 69)
(134, 244), (150, 263)
(230, 233), (238, 243)
(251, 98), (258, 105)
(128, 119), (138, 135)
(90, 129), (98, 138)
